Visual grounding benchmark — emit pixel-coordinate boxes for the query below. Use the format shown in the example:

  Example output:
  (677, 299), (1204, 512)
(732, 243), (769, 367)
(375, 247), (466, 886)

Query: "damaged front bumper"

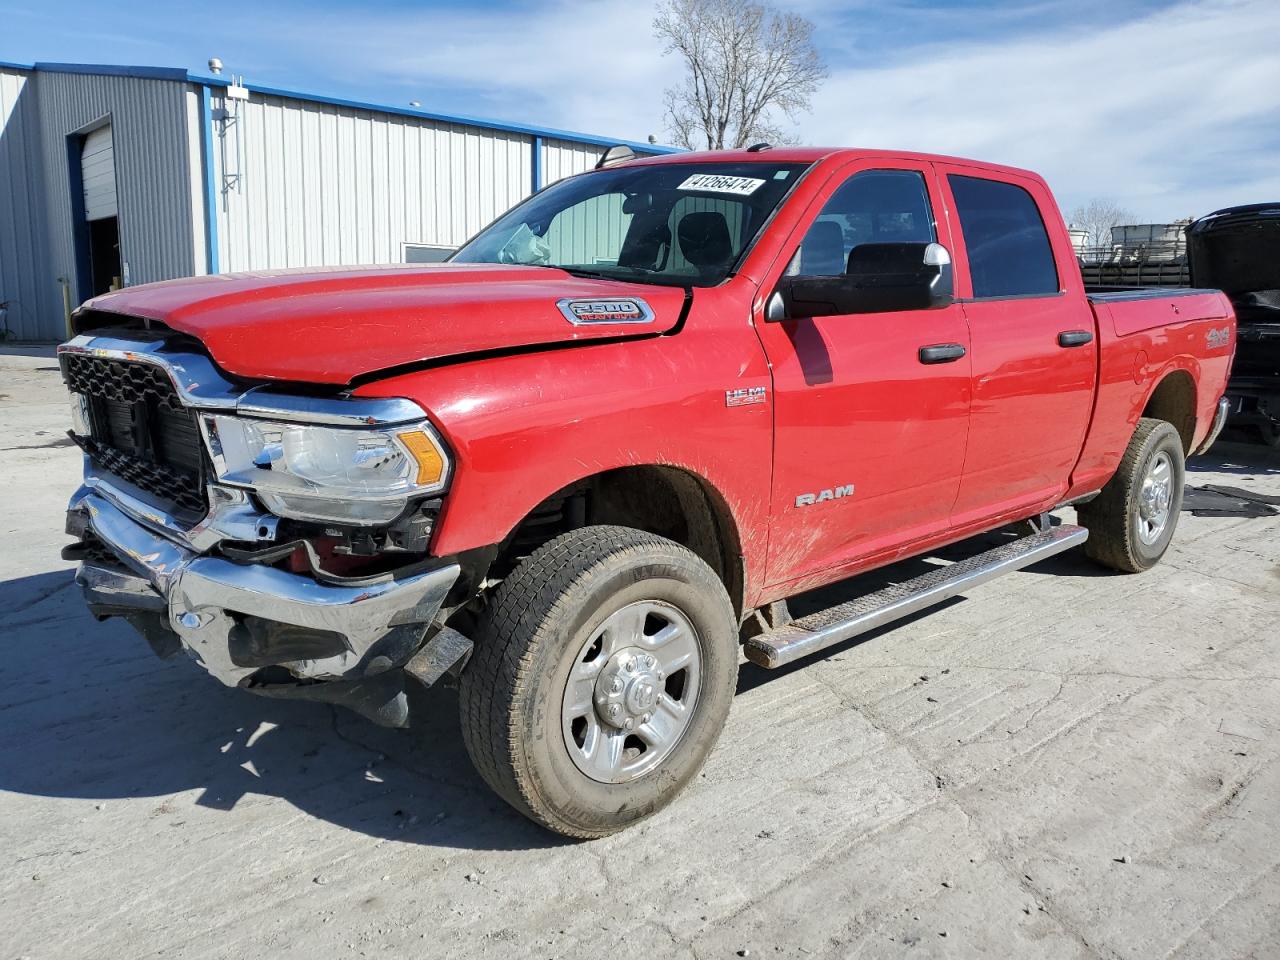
(67, 487), (464, 726)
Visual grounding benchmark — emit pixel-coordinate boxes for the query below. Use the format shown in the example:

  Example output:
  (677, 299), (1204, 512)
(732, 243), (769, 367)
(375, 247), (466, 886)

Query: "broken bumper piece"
(69, 490), (462, 723)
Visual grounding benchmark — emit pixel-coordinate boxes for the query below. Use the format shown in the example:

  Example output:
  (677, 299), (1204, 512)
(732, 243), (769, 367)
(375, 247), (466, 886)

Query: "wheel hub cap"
(561, 600), (702, 784)
(596, 648), (663, 730)
(1136, 450), (1174, 544)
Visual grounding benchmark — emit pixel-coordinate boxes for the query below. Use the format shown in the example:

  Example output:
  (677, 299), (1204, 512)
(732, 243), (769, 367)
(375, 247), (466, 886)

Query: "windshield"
(451, 161), (809, 286)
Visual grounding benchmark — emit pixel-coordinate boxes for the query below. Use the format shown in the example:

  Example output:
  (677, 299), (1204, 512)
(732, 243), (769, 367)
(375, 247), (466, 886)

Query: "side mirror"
(773, 241), (954, 319)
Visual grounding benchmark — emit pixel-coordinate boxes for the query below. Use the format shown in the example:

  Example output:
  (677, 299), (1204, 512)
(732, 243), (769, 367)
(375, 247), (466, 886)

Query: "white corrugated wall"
(0, 64), (669, 337)
(540, 138), (603, 187)
(211, 91), (536, 272)
(35, 71), (201, 304)
(0, 66), (53, 340)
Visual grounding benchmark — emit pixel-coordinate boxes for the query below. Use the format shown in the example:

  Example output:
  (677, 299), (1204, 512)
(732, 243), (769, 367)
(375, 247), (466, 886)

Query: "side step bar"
(744, 524), (1088, 669)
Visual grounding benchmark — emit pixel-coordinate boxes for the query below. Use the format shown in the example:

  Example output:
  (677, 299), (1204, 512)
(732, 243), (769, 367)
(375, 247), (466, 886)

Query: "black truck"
(1187, 203), (1280, 445)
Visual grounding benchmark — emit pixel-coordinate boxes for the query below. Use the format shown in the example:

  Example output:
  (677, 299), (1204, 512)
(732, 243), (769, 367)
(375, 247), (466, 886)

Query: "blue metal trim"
(34, 62), (190, 81)
(0, 59), (35, 71)
(186, 72), (676, 155)
(65, 133), (93, 303)
(25, 61), (678, 155)
(531, 135), (543, 194)
(199, 85), (220, 274)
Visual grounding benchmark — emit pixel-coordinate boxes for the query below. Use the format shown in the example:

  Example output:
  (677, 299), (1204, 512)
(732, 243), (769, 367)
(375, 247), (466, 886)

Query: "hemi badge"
(557, 297), (655, 326)
(726, 386), (767, 407)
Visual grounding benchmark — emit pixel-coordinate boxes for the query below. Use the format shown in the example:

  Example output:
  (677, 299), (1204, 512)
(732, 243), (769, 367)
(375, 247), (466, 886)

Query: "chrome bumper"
(1193, 396), (1231, 456)
(71, 490), (459, 688)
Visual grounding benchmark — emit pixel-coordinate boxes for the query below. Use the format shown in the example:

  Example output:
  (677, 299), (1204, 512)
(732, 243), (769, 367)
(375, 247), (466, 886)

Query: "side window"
(948, 175), (1060, 298)
(791, 169), (935, 277)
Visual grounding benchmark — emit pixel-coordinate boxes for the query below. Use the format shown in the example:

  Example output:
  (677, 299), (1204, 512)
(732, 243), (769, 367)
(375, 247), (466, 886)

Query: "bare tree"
(654, 0), (827, 150)
(1069, 198), (1136, 249)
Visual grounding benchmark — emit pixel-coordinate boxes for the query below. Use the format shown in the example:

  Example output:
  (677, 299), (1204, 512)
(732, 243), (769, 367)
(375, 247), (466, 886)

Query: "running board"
(744, 524), (1088, 669)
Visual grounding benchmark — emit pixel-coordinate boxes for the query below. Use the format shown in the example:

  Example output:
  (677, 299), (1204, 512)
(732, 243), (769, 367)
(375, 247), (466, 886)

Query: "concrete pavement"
(2, 347), (1278, 959)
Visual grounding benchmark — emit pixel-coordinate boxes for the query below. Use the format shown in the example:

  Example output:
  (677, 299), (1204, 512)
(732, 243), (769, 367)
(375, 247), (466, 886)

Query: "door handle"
(918, 343), (966, 364)
(1057, 330), (1094, 347)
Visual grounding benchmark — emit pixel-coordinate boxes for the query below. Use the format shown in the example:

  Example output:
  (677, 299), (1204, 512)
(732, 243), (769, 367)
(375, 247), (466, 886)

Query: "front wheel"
(458, 526), (738, 838)
(1078, 417), (1185, 573)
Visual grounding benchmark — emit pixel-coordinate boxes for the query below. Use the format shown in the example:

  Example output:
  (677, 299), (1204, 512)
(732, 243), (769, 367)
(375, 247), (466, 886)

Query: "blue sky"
(3, 0), (1278, 221)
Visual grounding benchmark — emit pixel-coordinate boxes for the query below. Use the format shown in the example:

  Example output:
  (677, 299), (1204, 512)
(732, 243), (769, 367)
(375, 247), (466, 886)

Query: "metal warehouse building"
(0, 61), (668, 341)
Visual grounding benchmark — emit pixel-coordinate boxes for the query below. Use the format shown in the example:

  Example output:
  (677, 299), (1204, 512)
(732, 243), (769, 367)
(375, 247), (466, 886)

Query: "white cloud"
(171, 0), (1280, 220)
(805, 0), (1280, 219)
(274, 0), (674, 142)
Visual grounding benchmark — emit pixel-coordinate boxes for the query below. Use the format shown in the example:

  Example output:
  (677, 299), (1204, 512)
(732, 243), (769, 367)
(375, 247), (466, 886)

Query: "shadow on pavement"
(0, 569), (565, 853)
(6, 441), (1273, 851)
(1188, 439), (1279, 477)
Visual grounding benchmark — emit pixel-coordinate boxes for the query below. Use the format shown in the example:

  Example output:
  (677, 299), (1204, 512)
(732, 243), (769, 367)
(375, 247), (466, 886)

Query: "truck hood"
(79, 264), (688, 384)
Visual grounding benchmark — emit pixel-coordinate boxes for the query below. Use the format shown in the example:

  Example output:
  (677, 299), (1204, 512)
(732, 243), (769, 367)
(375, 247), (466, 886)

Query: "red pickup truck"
(61, 147), (1234, 837)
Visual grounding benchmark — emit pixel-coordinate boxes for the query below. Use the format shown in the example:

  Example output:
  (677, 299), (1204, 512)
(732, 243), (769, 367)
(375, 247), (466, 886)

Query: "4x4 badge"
(1206, 326), (1231, 350)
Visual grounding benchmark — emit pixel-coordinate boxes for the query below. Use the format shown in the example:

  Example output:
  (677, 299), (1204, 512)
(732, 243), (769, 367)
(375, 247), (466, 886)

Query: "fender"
(353, 303), (776, 604)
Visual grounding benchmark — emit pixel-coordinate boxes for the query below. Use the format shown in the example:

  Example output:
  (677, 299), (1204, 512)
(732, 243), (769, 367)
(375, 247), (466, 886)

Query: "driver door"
(754, 161), (972, 591)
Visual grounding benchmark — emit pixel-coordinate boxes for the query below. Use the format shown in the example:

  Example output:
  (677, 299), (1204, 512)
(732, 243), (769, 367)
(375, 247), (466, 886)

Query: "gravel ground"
(3, 346), (1279, 960)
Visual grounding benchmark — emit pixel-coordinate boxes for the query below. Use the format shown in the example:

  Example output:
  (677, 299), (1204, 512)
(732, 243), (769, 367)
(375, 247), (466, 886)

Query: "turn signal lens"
(398, 430), (447, 486)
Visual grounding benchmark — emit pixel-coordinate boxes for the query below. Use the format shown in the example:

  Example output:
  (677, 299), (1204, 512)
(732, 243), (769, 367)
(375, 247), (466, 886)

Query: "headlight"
(201, 414), (450, 525)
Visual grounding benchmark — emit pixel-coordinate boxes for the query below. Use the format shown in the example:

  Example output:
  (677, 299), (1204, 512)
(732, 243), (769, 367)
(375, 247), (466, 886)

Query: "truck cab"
(61, 147), (1234, 837)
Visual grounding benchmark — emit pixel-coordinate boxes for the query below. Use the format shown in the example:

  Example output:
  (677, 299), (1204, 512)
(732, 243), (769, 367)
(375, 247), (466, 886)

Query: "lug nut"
(608, 704), (621, 719)
(657, 671), (665, 681)
(624, 718), (634, 730)
(642, 713), (652, 723)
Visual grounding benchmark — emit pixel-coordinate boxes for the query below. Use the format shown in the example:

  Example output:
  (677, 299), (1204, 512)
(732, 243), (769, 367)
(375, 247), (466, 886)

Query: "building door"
(80, 125), (120, 296)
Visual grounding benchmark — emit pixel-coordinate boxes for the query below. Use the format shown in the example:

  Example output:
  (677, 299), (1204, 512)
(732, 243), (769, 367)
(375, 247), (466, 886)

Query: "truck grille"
(61, 352), (208, 522)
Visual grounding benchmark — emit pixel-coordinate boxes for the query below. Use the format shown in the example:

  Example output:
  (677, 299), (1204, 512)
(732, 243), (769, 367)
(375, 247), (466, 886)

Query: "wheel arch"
(485, 464), (748, 619)
(1141, 367), (1198, 454)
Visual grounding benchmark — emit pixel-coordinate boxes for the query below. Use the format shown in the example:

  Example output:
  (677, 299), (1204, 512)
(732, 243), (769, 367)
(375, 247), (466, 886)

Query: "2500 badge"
(557, 298), (655, 326)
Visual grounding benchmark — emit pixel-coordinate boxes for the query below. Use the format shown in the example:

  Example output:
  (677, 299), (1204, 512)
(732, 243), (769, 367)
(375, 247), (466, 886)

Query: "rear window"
(948, 175), (1059, 298)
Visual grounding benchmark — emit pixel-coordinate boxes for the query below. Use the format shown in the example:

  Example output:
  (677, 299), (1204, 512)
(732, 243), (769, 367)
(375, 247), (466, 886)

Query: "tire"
(458, 525), (738, 838)
(1078, 417), (1185, 573)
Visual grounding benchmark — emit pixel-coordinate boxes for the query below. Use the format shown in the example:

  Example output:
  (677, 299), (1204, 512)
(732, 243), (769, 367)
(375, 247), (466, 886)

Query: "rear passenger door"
(936, 167), (1098, 524)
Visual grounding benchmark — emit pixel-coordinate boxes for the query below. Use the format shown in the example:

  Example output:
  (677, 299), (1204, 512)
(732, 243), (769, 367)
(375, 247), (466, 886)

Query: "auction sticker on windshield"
(678, 174), (766, 196)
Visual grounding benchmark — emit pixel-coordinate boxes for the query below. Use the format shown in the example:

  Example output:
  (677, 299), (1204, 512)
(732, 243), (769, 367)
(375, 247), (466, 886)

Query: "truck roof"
(625, 147), (1042, 183)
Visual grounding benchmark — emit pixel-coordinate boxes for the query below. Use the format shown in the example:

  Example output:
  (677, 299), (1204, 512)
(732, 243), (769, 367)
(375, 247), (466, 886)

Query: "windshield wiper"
(561, 267), (623, 281)
(560, 266), (687, 286)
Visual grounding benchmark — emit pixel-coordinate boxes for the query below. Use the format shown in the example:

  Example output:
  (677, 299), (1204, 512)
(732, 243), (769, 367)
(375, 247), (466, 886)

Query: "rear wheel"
(458, 526), (738, 838)
(1078, 417), (1185, 573)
